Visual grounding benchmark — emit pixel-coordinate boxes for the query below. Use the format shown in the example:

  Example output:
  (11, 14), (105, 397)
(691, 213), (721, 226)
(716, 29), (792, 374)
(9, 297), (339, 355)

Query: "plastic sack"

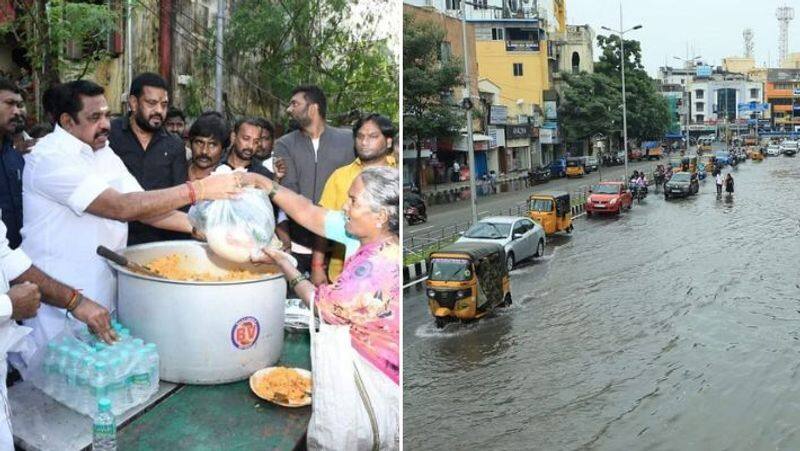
(189, 186), (276, 263)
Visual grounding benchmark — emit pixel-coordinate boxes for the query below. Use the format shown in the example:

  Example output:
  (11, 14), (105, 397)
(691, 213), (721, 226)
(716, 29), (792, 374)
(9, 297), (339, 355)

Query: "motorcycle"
(404, 206), (427, 225)
(630, 182), (647, 203)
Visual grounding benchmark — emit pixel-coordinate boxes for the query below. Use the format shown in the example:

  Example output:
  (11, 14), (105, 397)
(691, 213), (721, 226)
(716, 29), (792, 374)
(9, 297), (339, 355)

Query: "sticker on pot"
(231, 316), (260, 350)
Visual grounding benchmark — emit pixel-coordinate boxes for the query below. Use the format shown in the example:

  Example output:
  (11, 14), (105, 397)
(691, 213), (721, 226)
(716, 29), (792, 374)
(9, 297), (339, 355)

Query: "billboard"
(696, 66), (712, 77)
(489, 105), (508, 125)
(544, 101), (557, 120)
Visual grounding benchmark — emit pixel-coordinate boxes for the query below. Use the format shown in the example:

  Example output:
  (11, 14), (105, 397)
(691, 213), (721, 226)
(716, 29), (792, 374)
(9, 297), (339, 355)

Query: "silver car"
(456, 216), (546, 271)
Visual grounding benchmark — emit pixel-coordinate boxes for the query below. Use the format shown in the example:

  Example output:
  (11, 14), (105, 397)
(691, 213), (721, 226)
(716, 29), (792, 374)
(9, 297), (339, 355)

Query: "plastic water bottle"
(77, 356), (96, 415)
(91, 361), (109, 404)
(108, 358), (132, 414)
(130, 349), (151, 403)
(65, 350), (82, 408)
(42, 342), (59, 395)
(119, 328), (131, 343)
(54, 346), (71, 401)
(145, 343), (160, 395)
(92, 398), (117, 451)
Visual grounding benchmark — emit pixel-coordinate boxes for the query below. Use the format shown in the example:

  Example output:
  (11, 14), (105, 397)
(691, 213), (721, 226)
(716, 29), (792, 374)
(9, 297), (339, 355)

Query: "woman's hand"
(251, 247), (295, 274)
(242, 172), (273, 191)
(195, 173), (243, 200)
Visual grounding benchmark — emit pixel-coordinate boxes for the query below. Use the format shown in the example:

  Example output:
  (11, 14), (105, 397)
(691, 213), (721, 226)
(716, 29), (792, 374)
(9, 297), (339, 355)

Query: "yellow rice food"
(146, 254), (263, 282)
(255, 367), (312, 404)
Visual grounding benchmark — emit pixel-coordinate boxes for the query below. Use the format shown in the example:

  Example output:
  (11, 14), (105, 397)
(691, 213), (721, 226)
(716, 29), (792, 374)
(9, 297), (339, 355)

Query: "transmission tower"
(743, 28), (754, 58)
(777, 6), (794, 64)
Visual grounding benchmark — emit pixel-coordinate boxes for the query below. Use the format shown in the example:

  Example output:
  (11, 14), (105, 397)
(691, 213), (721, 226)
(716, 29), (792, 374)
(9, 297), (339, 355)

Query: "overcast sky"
(567, 0), (799, 76)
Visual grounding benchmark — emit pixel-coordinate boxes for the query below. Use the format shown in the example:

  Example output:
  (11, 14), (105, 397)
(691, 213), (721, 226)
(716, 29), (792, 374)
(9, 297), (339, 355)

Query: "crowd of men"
(0, 71), (397, 443)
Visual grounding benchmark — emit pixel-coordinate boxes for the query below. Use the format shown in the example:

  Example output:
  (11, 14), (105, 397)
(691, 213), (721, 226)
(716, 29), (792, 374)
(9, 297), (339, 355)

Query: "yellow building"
(466, 1), (553, 172)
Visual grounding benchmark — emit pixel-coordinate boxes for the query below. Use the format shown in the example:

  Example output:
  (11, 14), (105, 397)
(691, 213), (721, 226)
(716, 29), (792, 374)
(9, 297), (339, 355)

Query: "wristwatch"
(267, 183), (279, 199)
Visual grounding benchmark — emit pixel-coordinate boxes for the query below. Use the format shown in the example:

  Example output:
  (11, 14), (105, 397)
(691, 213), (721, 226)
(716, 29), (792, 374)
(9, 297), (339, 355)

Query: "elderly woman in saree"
(245, 166), (399, 450)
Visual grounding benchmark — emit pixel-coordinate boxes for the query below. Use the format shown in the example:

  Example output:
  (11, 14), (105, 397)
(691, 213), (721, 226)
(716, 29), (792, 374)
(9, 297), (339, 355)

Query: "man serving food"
(21, 80), (241, 347)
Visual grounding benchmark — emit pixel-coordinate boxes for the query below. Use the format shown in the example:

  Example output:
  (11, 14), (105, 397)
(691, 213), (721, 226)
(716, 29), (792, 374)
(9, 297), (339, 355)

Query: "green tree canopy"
(560, 34), (670, 146)
(403, 12), (463, 187)
(224, 0), (398, 124)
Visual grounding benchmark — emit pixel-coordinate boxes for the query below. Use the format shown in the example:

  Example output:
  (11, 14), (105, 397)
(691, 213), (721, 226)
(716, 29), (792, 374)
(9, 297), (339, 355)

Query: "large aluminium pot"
(108, 241), (289, 384)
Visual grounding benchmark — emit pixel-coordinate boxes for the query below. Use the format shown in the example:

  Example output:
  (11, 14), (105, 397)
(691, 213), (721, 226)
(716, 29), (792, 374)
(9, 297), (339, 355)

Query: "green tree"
(560, 34), (670, 148)
(403, 13), (463, 189)
(594, 34), (670, 141)
(224, 0), (398, 124)
(1, 0), (117, 119)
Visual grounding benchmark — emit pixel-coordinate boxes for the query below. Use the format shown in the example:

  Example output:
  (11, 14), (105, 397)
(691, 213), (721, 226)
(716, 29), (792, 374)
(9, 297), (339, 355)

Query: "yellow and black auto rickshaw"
(565, 157), (585, 177)
(528, 192), (574, 235)
(426, 242), (511, 328)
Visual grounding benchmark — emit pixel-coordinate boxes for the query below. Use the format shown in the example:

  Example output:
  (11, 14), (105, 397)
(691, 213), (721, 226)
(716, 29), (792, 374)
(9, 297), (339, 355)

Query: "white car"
(780, 140), (798, 155)
(456, 216), (546, 271)
(767, 144), (782, 156)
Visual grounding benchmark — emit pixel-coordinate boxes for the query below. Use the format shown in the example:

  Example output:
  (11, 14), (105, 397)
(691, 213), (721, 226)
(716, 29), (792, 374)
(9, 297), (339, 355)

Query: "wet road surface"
(403, 154), (800, 450)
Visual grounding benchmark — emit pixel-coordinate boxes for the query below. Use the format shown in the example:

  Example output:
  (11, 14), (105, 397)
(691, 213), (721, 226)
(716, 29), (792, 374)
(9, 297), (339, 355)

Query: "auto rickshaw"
(426, 242), (511, 328)
(528, 192), (574, 235)
(669, 156), (683, 173)
(748, 147), (764, 160)
(565, 157), (585, 177)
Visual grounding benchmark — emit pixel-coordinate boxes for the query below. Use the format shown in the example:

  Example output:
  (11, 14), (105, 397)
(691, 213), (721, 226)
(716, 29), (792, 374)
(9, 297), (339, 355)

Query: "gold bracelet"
(288, 274), (308, 290)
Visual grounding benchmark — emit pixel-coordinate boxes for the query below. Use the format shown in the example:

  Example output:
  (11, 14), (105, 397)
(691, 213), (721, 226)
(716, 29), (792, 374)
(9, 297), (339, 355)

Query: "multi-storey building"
(765, 69), (800, 131)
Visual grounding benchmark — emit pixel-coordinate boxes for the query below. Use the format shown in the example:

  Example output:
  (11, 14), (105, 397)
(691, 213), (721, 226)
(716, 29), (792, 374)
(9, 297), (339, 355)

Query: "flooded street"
(403, 155), (800, 450)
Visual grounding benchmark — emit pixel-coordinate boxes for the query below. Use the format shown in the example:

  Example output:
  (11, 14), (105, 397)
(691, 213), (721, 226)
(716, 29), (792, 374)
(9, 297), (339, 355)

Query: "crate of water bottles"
(28, 319), (160, 417)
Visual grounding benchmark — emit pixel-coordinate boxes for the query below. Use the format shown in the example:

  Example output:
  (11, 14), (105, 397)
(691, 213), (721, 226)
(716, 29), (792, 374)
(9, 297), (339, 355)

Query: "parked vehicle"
(585, 182), (633, 216)
(664, 171), (699, 199)
(528, 192), (574, 235)
(566, 157), (585, 177)
(628, 148), (644, 161)
(585, 156), (600, 172)
(456, 216), (546, 271)
(528, 166), (551, 185)
(403, 192), (427, 225)
(426, 243), (511, 328)
(643, 141), (663, 160)
(549, 158), (567, 178)
(766, 144), (782, 156)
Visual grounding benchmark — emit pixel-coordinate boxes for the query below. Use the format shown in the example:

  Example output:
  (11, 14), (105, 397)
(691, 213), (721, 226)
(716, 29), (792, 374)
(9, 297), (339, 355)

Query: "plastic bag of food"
(189, 186), (276, 263)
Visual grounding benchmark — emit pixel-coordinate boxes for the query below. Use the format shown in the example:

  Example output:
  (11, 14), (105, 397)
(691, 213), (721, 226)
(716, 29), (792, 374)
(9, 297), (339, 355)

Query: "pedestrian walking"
(715, 171), (723, 196)
(725, 173), (734, 195)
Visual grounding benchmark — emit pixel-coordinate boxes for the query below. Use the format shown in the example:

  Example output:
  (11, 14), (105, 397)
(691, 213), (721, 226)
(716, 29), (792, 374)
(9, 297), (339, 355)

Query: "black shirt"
(0, 138), (23, 248)
(109, 116), (188, 245)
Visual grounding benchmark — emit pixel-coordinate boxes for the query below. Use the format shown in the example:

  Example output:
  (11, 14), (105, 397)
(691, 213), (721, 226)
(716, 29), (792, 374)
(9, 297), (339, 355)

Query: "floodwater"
(403, 154), (800, 450)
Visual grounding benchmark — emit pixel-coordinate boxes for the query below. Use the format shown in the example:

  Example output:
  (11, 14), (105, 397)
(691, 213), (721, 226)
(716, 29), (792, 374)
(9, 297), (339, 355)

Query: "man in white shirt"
(0, 213), (116, 446)
(21, 80), (240, 346)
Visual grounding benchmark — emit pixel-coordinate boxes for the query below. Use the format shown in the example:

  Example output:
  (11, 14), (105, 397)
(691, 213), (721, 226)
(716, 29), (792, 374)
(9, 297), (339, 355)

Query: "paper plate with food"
(250, 366), (312, 407)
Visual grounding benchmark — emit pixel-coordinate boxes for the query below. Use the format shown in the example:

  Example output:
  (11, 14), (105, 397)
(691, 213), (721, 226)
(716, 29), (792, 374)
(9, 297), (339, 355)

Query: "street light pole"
(602, 4), (641, 182)
(619, 5), (629, 182)
(461, 0), (478, 225)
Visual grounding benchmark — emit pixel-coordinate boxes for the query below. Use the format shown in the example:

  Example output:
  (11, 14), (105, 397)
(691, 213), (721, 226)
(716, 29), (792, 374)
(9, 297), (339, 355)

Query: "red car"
(585, 182), (633, 216)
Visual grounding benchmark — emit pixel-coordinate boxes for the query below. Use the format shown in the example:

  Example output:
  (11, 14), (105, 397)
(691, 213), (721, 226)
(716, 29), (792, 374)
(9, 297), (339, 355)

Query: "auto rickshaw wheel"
(567, 224), (574, 233)
(435, 317), (447, 329)
(502, 293), (513, 307)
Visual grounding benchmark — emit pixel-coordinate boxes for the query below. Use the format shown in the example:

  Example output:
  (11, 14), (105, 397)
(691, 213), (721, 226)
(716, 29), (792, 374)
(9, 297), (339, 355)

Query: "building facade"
(766, 69), (800, 130)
